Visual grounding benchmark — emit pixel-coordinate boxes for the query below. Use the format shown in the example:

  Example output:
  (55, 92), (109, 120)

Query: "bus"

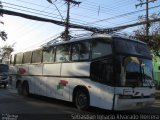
(9, 34), (155, 110)
(0, 64), (9, 88)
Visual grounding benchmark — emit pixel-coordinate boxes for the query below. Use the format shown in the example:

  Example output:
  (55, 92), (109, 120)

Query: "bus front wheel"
(75, 88), (90, 110)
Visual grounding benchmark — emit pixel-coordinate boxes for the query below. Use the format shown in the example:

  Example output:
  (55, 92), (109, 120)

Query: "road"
(0, 87), (160, 120)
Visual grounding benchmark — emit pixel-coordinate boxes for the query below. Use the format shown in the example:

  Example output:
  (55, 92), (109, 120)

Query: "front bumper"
(114, 96), (155, 110)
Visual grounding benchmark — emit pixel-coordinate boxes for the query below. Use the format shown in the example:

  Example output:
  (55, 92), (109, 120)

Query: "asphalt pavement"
(0, 87), (160, 120)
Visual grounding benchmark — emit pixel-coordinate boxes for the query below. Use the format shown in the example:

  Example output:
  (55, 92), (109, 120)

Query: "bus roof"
(45, 33), (147, 47)
(11, 34), (147, 54)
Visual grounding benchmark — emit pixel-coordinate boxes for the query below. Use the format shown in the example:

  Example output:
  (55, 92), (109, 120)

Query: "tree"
(0, 45), (14, 64)
(133, 13), (160, 57)
(0, 31), (7, 41)
(0, 1), (7, 41)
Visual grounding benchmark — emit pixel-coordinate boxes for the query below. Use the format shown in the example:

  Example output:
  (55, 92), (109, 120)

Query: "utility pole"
(46, 0), (81, 41)
(135, 0), (157, 40)
(146, 0), (149, 38)
(63, 0), (81, 41)
(64, 0), (70, 41)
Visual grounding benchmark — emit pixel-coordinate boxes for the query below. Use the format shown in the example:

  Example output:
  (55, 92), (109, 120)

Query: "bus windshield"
(141, 59), (153, 86)
(120, 56), (142, 87)
(114, 37), (151, 59)
(120, 56), (153, 87)
(114, 38), (153, 87)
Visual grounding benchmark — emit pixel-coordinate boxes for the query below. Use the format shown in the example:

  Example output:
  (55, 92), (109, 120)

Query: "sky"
(0, 0), (160, 52)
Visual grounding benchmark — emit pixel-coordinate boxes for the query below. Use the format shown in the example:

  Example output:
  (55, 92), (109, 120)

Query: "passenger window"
(92, 39), (112, 59)
(90, 59), (114, 86)
(23, 51), (32, 64)
(71, 44), (79, 61)
(79, 41), (90, 60)
(43, 47), (55, 63)
(15, 53), (23, 64)
(55, 44), (70, 62)
(32, 49), (42, 63)
(71, 41), (90, 61)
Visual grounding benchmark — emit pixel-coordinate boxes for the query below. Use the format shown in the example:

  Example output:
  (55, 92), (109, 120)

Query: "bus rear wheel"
(4, 84), (7, 88)
(22, 82), (29, 97)
(17, 83), (23, 95)
(75, 89), (90, 110)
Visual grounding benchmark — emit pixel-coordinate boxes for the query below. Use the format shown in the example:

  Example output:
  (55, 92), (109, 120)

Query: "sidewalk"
(7, 85), (17, 94)
(156, 90), (160, 99)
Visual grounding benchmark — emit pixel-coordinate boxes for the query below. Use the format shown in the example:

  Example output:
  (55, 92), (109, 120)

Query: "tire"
(22, 83), (29, 97)
(17, 83), (23, 95)
(75, 89), (90, 110)
(4, 84), (7, 88)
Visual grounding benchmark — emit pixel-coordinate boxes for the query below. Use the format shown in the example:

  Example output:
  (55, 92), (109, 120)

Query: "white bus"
(9, 34), (155, 110)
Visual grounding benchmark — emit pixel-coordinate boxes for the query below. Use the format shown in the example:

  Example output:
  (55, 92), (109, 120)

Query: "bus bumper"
(113, 96), (155, 110)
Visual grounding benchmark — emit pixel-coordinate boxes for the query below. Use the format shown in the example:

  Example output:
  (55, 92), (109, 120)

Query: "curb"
(155, 91), (160, 99)
(8, 88), (17, 94)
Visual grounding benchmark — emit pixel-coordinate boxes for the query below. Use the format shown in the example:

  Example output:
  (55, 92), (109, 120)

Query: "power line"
(46, 0), (64, 21)
(24, 32), (62, 51)
(2, 2), (67, 38)
(14, 0), (62, 9)
(3, 0), (148, 29)
(136, 0), (158, 39)
(2, 2), (106, 28)
(3, 2), (90, 25)
(86, 4), (160, 25)
(2, 2), (159, 31)
(3, 6), (62, 20)
(1, 8), (160, 34)
(13, 4), (52, 35)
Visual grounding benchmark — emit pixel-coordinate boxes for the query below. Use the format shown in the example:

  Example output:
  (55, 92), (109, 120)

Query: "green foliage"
(0, 2), (7, 41)
(0, 45), (14, 63)
(0, 31), (7, 41)
(133, 13), (160, 57)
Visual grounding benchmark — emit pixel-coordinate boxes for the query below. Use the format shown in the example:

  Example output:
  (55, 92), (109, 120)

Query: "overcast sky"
(0, 0), (159, 52)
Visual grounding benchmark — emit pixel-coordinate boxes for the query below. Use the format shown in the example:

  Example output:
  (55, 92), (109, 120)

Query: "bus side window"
(92, 39), (112, 59)
(23, 51), (32, 64)
(32, 49), (42, 63)
(15, 53), (23, 64)
(55, 44), (70, 62)
(71, 41), (90, 61)
(71, 43), (79, 61)
(79, 41), (90, 60)
(90, 59), (114, 86)
(43, 47), (55, 63)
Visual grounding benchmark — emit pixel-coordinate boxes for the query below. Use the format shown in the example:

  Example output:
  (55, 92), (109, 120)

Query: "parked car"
(0, 64), (9, 88)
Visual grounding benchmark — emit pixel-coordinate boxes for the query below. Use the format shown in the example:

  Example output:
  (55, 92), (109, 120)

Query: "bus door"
(90, 59), (114, 109)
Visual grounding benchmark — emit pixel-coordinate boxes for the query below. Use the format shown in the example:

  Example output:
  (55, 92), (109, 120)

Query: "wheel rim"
(77, 93), (87, 107)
